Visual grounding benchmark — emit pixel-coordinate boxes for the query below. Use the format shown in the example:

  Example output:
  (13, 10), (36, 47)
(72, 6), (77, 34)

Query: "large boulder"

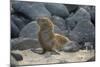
(61, 41), (80, 52)
(65, 8), (91, 30)
(15, 13), (31, 24)
(80, 6), (95, 25)
(11, 15), (25, 30)
(19, 21), (66, 39)
(54, 25), (66, 36)
(11, 38), (41, 50)
(52, 16), (67, 31)
(12, 1), (51, 20)
(19, 21), (39, 39)
(11, 21), (20, 38)
(45, 3), (69, 18)
(69, 21), (95, 43)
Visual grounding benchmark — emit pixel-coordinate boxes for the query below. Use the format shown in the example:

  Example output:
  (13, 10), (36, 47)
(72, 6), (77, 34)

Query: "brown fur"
(37, 17), (71, 54)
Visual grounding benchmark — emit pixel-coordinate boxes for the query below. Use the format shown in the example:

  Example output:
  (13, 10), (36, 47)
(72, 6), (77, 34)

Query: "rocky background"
(10, 1), (95, 66)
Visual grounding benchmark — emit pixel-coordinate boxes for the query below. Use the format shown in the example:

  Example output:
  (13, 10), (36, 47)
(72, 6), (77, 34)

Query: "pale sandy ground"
(11, 49), (95, 66)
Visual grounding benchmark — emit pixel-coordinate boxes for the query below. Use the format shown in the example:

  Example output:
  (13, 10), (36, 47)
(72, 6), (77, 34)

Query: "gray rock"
(65, 4), (79, 13)
(12, 1), (51, 20)
(11, 38), (41, 50)
(14, 14), (30, 24)
(52, 16), (66, 31)
(80, 6), (91, 12)
(19, 21), (39, 39)
(65, 8), (91, 30)
(54, 25), (66, 36)
(11, 15), (25, 30)
(45, 3), (69, 17)
(61, 41), (80, 52)
(80, 6), (95, 25)
(11, 53), (23, 61)
(19, 21), (66, 39)
(69, 21), (95, 43)
(11, 21), (20, 38)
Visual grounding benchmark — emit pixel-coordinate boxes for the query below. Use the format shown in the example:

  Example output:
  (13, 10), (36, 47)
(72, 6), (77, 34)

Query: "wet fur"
(37, 17), (71, 54)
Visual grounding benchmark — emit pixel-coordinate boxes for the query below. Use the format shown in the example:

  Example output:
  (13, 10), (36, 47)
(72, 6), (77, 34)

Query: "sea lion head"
(37, 16), (54, 30)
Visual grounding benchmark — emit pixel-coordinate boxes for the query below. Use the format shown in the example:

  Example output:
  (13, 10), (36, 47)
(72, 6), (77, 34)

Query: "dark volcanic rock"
(12, 1), (51, 20)
(11, 15), (25, 30)
(19, 21), (39, 39)
(80, 6), (95, 25)
(19, 21), (66, 39)
(11, 21), (20, 38)
(45, 3), (69, 17)
(65, 8), (91, 30)
(52, 16), (66, 31)
(69, 21), (95, 43)
(54, 25), (66, 36)
(65, 4), (79, 13)
(11, 53), (23, 61)
(14, 13), (30, 24)
(11, 38), (41, 50)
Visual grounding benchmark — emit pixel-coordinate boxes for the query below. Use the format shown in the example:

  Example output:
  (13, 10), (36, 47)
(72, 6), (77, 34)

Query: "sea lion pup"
(37, 17), (71, 54)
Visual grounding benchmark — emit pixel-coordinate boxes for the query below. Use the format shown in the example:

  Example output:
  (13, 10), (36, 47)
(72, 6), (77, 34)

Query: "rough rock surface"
(65, 8), (91, 30)
(19, 21), (39, 39)
(11, 15), (25, 30)
(62, 41), (80, 52)
(52, 16), (67, 31)
(11, 38), (41, 50)
(12, 1), (51, 20)
(45, 3), (69, 17)
(69, 21), (95, 43)
(80, 6), (95, 25)
(11, 49), (95, 65)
